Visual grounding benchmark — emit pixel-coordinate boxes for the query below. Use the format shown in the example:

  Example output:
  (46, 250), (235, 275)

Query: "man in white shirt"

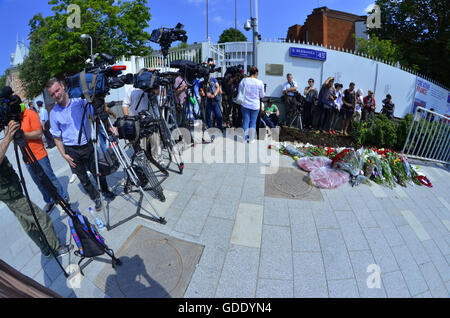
(282, 73), (299, 125)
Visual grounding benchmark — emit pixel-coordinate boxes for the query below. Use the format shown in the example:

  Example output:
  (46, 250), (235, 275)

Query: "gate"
(402, 107), (450, 164)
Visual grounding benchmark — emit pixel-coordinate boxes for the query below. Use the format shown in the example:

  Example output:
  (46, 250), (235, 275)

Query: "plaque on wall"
(266, 63), (284, 76)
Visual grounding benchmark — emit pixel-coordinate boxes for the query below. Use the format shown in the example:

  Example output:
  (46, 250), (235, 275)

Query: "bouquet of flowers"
(379, 156), (396, 188)
(331, 149), (367, 186)
(303, 145), (329, 158)
(387, 152), (410, 187)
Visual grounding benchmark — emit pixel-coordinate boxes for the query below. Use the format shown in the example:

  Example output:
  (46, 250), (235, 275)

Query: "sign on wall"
(414, 78), (449, 116)
(289, 47), (326, 61)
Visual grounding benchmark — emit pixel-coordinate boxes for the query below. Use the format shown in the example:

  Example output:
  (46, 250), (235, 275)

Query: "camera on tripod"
(150, 23), (188, 57)
(225, 64), (244, 78)
(169, 60), (222, 86)
(65, 53), (134, 115)
(0, 86), (23, 131)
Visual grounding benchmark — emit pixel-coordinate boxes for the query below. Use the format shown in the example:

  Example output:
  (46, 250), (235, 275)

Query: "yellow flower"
(294, 156), (299, 161)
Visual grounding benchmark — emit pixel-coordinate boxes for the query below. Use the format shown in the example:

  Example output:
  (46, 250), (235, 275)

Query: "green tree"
(0, 71), (6, 89)
(368, 0), (449, 87)
(218, 28), (247, 43)
(356, 35), (401, 65)
(19, 0), (153, 98)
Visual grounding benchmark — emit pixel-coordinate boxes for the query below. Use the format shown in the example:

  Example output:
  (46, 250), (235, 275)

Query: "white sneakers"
(69, 174), (77, 184)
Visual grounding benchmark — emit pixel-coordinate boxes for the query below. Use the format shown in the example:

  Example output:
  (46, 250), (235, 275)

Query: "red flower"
(268, 145), (272, 149)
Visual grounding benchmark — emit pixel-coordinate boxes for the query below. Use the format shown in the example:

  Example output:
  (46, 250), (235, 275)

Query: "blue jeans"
(26, 155), (69, 204)
(241, 106), (260, 141)
(262, 113), (279, 129)
(205, 101), (223, 130)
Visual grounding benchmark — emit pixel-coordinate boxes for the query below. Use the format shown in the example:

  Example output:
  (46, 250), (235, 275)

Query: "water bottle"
(88, 207), (105, 230)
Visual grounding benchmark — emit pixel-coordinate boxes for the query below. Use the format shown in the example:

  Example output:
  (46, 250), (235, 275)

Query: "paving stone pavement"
(1, 135), (449, 298)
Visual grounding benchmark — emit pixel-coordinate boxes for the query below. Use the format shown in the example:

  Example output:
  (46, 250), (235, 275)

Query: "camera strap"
(80, 70), (98, 104)
(77, 103), (91, 145)
(134, 91), (146, 112)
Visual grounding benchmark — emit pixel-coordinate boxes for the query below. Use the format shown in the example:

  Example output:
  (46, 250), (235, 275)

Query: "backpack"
(69, 211), (115, 275)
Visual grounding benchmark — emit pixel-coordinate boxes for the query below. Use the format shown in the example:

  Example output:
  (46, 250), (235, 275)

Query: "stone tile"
(210, 200), (239, 220)
(400, 210), (431, 242)
(421, 239), (450, 282)
(256, 279), (294, 298)
(352, 206), (379, 228)
(369, 183), (388, 198)
(259, 225), (293, 280)
(335, 211), (369, 251)
(174, 196), (214, 236)
(318, 229), (354, 280)
(230, 203), (264, 248)
(419, 262), (450, 298)
(325, 190), (352, 211)
(371, 210), (405, 247)
(421, 222), (450, 256)
(378, 198), (408, 227)
(398, 225), (432, 265)
(391, 245), (429, 296)
(293, 252), (328, 298)
(328, 279), (360, 298)
(349, 250), (387, 298)
(363, 228), (399, 273)
(184, 265), (221, 298)
(312, 209), (340, 230)
(198, 217), (234, 271)
(263, 197), (290, 227)
(413, 291), (433, 298)
(215, 245), (260, 298)
(240, 176), (265, 205)
(289, 209), (320, 252)
(382, 271), (411, 298)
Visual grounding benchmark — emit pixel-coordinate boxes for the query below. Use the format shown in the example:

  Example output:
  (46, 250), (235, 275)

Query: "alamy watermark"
(67, 4), (81, 29)
(366, 4), (381, 30)
(366, 264), (382, 289)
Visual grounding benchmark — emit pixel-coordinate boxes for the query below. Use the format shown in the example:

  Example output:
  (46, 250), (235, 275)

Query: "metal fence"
(402, 107), (450, 164)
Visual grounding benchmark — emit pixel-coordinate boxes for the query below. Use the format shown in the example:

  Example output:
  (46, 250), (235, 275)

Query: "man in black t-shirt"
(341, 82), (357, 136)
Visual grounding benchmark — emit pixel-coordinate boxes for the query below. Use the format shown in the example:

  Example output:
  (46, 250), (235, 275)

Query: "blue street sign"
(289, 47), (327, 61)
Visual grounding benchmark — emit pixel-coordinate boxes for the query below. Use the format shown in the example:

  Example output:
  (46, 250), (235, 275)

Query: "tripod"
(288, 105), (303, 130)
(12, 129), (121, 277)
(79, 94), (166, 230)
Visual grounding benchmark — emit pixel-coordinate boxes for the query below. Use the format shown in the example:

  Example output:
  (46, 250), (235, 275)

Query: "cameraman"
(46, 78), (116, 212)
(0, 120), (72, 258)
(21, 104), (69, 213)
(200, 72), (223, 131)
(122, 68), (162, 163)
(229, 71), (245, 128)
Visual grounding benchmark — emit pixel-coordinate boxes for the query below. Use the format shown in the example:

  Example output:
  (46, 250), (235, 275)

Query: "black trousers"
(64, 142), (108, 201)
(303, 101), (313, 129)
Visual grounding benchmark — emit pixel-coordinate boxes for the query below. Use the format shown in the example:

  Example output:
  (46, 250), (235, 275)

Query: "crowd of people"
(172, 65), (398, 142)
(280, 74), (396, 136)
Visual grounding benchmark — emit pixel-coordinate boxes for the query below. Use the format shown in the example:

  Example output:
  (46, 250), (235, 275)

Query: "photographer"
(200, 73), (223, 131)
(21, 105), (69, 213)
(46, 78), (116, 212)
(229, 71), (245, 128)
(174, 74), (188, 126)
(0, 120), (72, 258)
(282, 73), (299, 125)
(122, 68), (162, 164)
(303, 78), (318, 131)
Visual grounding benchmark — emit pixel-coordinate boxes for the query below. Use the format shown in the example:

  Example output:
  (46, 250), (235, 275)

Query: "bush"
(351, 114), (412, 151)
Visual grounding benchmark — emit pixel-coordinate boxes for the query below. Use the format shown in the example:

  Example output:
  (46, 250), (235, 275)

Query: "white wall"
(255, 41), (449, 118)
(375, 62), (417, 117)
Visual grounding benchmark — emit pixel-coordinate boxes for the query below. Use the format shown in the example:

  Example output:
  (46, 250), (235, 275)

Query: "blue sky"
(0, 0), (375, 77)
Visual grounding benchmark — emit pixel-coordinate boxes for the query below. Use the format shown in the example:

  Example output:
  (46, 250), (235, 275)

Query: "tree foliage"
(218, 28), (247, 43)
(19, 0), (153, 98)
(368, 0), (449, 87)
(356, 35), (401, 65)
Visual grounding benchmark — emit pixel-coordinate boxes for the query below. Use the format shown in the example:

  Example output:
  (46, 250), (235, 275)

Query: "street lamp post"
(80, 34), (93, 65)
(245, 0), (259, 67)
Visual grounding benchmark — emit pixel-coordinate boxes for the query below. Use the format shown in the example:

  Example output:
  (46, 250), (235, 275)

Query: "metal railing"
(135, 43), (203, 70)
(402, 107), (450, 164)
